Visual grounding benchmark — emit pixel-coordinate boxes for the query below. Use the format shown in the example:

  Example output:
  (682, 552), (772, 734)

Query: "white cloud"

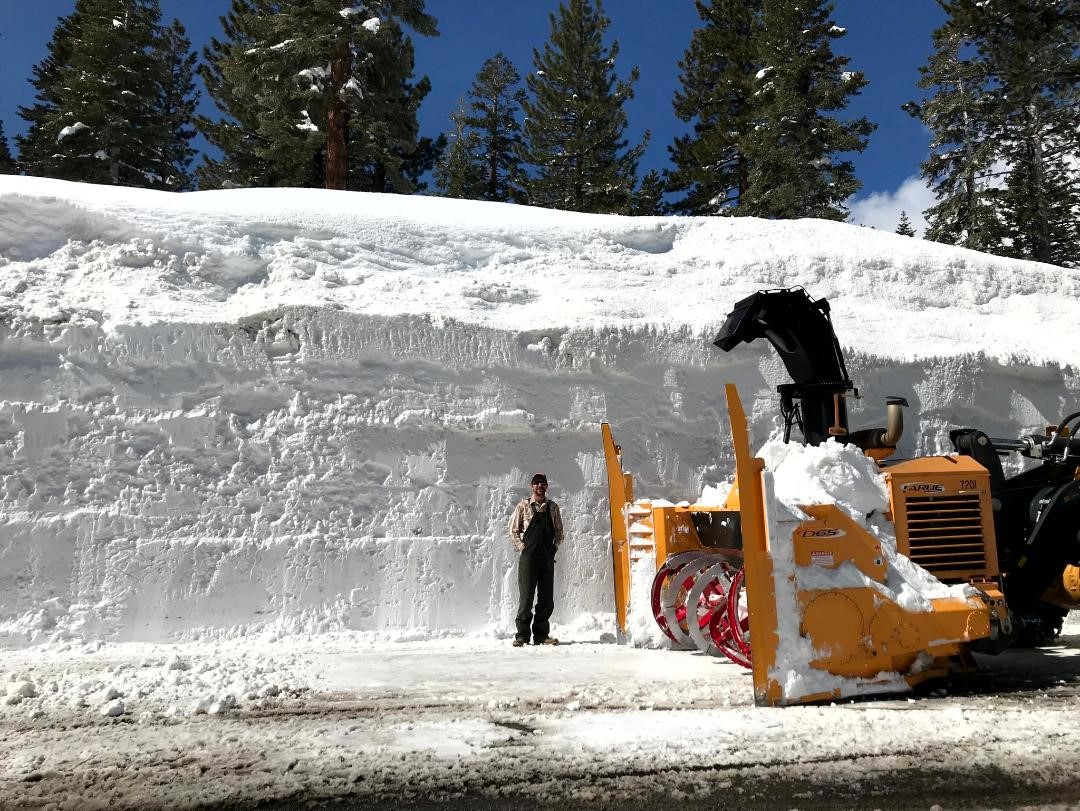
(847, 176), (935, 236)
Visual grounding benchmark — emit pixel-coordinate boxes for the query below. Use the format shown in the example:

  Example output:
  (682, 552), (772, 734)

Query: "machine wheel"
(709, 566), (752, 668)
(1014, 604), (1068, 647)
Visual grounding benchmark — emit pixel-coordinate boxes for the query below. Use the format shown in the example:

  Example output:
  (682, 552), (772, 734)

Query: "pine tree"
(518, 0), (648, 213)
(435, 101), (485, 198)
(667, 0), (763, 214)
(196, 0), (277, 188)
(895, 210), (916, 236)
(630, 170), (668, 215)
(910, 0), (1080, 265)
(905, 24), (1008, 252)
(465, 54), (527, 202)
(976, 0), (1080, 266)
(198, 0), (438, 191)
(345, 20), (441, 193)
(17, 0), (197, 189)
(396, 134), (446, 194)
(0, 122), (16, 174)
(156, 20), (199, 190)
(16, 8), (83, 179)
(739, 0), (874, 220)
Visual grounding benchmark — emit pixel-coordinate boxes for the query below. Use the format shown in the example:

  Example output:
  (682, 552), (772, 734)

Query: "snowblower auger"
(601, 422), (744, 651)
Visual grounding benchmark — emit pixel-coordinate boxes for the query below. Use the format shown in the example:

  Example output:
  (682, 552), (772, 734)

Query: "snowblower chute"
(602, 287), (1080, 706)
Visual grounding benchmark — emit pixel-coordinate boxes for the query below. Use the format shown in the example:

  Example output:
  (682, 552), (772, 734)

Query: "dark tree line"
(5, 0), (1078, 267)
(438, 0), (872, 220)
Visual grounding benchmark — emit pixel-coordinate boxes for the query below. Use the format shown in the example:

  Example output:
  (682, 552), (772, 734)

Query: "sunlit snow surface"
(2, 177), (1080, 807)
(2, 175), (1078, 647)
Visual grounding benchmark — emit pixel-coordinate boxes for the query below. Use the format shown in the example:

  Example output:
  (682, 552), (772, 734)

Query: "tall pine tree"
(467, 54), (526, 202)
(17, 0), (198, 189)
(667, 0), (763, 214)
(980, 0), (1080, 266)
(739, 0), (874, 219)
(518, 0), (647, 213)
(0, 122), (15, 174)
(435, 53), (525, 202)
(435, 101), (484, 199)
(156, 20), (200, 190)
(911, 0), (1079, 265)
(346, 19), (443, 193)
(904, 26), (1004, 252)
(16, 8), (83, 180)
(198, 0), (438, 191)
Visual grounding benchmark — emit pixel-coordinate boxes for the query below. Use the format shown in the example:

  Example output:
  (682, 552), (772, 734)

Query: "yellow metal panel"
(724, 384), (782, 706)
(601, 423), (632, 638)
(886, 456), (1000, 583)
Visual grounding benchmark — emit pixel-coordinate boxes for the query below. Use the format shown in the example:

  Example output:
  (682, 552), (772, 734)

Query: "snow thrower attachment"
(601, 423), (749, 664)
(602, 388), (1000, 706)
(601, 286), (1080, 706)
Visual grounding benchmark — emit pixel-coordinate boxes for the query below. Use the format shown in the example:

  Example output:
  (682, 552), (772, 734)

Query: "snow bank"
(0, 177), (1077, 646)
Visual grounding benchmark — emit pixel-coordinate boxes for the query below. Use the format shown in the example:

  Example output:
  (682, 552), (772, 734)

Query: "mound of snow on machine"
(1, 175), (1078, 658)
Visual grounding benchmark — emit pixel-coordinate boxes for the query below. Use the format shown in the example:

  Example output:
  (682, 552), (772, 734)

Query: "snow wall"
(1, 179), (1078, 644)
(3, 308), (1077, 644)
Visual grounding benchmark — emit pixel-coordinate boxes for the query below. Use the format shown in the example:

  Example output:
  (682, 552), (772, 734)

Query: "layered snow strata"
(1, 177), (1078, 645)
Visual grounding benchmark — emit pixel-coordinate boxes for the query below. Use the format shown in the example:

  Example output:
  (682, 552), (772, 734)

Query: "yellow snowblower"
(602, 288), (1080, 707)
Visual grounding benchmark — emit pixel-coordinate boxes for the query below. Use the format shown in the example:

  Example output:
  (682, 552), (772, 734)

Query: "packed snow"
(2, 175), (1080, 808)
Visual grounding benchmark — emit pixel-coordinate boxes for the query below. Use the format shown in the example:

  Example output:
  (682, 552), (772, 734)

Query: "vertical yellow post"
(724, 384), (783, 706)
(601, 423), (632, 641)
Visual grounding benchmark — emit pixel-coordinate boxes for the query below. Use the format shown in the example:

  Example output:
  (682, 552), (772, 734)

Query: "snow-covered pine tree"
(198, 0), (437, 191)
(17, 0), (197, 189)
(0, 122), (16, 174)
(434, 101), (485, 199)
(739, 0), (874, 220)
(667, 0), (763, 215)
(911, 1), (1079, 266)
(16, 8), (83, 180)
(196, 0), (276, 188)
(895, 210), (916, 236)
(518, 0), (648, 213)
(462, 53), (527, 202)
(904, 24), (1003, 252)
(345, 20), (442, 193)
(969, 0), (1079, 267)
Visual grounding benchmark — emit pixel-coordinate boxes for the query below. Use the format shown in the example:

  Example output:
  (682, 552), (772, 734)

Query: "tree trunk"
(325, 32), (352, 190)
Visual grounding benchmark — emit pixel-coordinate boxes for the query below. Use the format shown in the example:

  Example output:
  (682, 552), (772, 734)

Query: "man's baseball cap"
(531, 472), (548, 484)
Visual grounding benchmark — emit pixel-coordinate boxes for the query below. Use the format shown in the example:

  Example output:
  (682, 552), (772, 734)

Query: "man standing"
(508, 472), (565, 647)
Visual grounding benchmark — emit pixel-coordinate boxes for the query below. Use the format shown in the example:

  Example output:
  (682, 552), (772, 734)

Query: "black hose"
(1055, 411), (1080, 436)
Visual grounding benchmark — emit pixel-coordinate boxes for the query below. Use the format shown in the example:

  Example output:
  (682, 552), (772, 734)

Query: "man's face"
(531, 481), (548, 500)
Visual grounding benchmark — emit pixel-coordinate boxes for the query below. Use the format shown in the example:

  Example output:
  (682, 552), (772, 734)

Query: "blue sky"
(0, 1), (944, 229)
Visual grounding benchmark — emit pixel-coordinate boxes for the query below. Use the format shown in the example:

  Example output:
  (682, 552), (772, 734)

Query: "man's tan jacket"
(508, 498), (564, 552)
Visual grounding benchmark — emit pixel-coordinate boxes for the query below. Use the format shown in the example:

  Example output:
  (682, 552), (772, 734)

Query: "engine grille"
(902, 493), (987, 578)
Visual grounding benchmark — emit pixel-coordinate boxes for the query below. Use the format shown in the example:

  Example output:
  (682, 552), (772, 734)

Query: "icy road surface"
(4, 618), (1080, 810)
